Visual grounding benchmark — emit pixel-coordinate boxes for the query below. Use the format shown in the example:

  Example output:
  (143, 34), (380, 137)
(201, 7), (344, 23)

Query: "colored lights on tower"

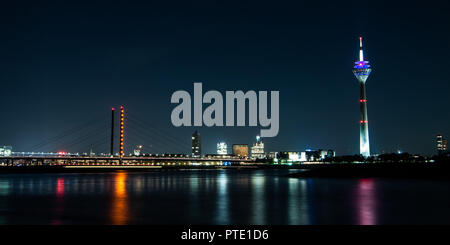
(119, 105), (124, 158)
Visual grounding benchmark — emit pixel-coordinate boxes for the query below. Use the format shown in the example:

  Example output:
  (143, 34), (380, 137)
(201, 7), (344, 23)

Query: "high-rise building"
(232, 144), (248, 157)
(192, 130), (201, 157)
(352, 37), (372, 157)
(437, 135), (443, 153)
(250, 135), (265, 159)
(0, 146), (12, 156)
(217, 142), (228, 155)
(437, 134), (447, 155)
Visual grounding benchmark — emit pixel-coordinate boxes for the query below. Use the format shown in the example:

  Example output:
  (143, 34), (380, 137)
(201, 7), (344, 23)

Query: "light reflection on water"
(215, 171), (229, 224)
(0, 170), (450, 225)
(355, 179), (377, 225)
(287, 178), (309, 225)
(111, 171), (129, 225)
(251, 175), (265, 224)
(0, 180), (9, 225)
(52, 178), (65, 225)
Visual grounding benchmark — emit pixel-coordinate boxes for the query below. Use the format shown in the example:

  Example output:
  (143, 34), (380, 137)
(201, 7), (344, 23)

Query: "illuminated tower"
(119, 105), (124, 158)
(352, 37), (372, 157)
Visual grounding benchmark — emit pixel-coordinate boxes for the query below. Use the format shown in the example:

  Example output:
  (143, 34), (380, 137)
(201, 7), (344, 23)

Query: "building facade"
(217, 142), (228, 155)
(437, 135), (447, 155)
(192, 130), (201, 157)
(300, 149), (335, 162)
(0, 146), (12, 156)
(232, 144), (248, 157)
(250, 135), (265, 159)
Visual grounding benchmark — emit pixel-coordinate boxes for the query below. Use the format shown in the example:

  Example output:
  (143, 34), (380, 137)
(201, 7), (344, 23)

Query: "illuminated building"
(266, 152), (277, 159)
(302, 150), (320, 161)
(232, 144), (248, 157)
(192, 130), (201, 157)
(352, 37), (372, 157)
(250, 135), (265, 159)
(300, 151), (307, 161)
(437, 135), (447, 155)
(286, 152), (300, 161)
(275, 152), (300, 164)
(300, 149), (335, 161)
(275, 149), (335, 163)
(320, 150), (328, 160)
(437, 135), (443, 153)
(320, 150), (335, 160)
(0, 146), (12, 156)
(134, 145), (143, 156)
(217, 142), (228, 155)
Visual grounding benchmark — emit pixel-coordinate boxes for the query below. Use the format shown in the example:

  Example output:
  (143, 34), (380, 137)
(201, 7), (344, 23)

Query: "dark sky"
(1, 0), (449, 156)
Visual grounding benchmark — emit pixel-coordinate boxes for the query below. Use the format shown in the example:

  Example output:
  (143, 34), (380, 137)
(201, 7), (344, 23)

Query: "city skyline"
(1, 1), (449, 156)
(1, 0), (450, 232)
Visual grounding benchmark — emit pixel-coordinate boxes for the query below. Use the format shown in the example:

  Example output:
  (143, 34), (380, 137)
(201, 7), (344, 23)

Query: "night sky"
(1, 0), (449, 156)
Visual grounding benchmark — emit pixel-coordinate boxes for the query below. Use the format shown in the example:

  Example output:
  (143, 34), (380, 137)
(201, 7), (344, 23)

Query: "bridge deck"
(0, 156), (256, 166)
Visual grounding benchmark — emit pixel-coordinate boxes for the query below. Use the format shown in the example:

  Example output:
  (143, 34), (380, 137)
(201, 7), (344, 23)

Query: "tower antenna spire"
(359, 36), (364, 61)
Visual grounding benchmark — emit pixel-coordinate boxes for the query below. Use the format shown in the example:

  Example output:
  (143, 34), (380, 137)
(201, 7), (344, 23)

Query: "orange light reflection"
(111, 171), (129, 225)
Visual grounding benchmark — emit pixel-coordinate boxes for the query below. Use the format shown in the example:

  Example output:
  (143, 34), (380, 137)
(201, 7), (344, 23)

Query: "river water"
(0, 169), (449, 225)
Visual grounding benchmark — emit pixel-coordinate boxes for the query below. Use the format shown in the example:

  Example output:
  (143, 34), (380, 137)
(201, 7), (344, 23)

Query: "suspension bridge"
(0, 106), (256, 167)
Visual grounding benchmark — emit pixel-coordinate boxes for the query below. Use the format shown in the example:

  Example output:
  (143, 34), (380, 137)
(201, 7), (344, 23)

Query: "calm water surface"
(0, 169), (450, 225)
